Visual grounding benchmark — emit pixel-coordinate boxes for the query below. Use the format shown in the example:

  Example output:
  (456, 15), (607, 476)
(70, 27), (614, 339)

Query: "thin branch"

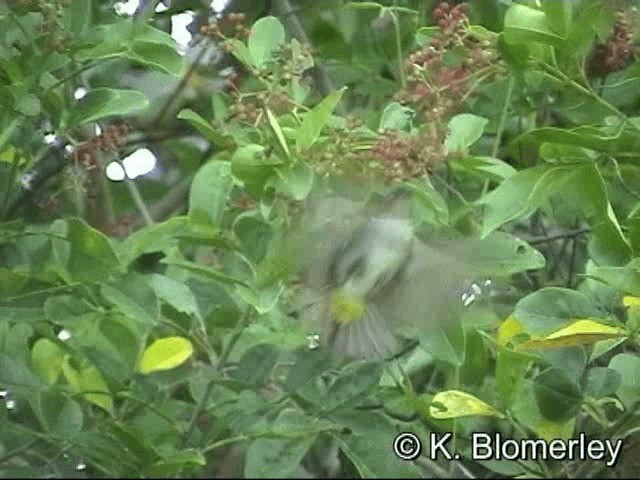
(491, 76), (515, 159)
(124, 176), (154, 226)
(150, 45), (209, 127)
(525, 227), (591, 246)
(271, 0), (341, 110)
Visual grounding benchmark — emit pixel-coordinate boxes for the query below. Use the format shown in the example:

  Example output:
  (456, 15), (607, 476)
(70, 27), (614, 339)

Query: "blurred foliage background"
(1, 0), (640, 478)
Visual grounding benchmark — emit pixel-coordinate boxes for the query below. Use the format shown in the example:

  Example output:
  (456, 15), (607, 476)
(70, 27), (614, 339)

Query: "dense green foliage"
(1, 0), (640, 478)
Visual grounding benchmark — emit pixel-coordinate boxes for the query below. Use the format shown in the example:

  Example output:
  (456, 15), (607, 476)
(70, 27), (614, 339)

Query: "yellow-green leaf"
(517, 320), (627, 351)
(79, 365), (114, 414)
(623, 296), (640, 308)
(62, 357), (113, 414)
(266, 108), (289, 157)
(533, 416), (575, 443)
(31, 338), (64, 385)
(61, 355), (81, 390)
(497, 315), (525, 346)
(138, 336), (194, 374)
(429, 390), (505, 419)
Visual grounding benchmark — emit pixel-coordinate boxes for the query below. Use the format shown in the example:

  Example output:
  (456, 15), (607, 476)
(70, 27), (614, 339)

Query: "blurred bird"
(293, 189), (472, 361)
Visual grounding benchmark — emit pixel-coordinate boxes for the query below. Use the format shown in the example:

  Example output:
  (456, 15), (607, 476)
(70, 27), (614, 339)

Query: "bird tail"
(325, 302), (399, 361)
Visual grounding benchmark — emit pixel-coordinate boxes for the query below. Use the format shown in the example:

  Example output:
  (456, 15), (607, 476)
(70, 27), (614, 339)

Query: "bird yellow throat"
(329, 289), (367, 325)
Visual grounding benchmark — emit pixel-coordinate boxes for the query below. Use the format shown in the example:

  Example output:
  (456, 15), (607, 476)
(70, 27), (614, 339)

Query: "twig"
(388, 6), (406, 87)
(491, 76), (515, 159)
(271, 0), (341, 111)
(150, 46), (209, 126)
(124, 176), (154, 225)
(566, 232), (580, 289)
(431, 172), (469, 205)
(525, 227), (591, 245)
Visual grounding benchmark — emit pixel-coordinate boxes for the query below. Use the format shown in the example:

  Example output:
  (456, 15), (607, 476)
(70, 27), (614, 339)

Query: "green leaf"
(322, 362), (383, 412)
(266, 108), (290, 157)
(15, 93), (41, 116)
(147, 274), (202, 321)
(63, 0), (92, 35)
(120, 216), (237, 265)
(450, 156), (516, 182)
(232, 344), (279, 387)
(419, 322), (465, 367)
(162, 258), (250, 288)
(138, 336), (194, 374)
(147, 449), (206, 477)
(445, 113), (488, 152)
(540, 0), (572, 36)
(514, 288), (603, 336)
(0, 353), (42, 391)
(478, 164), (576, 237)
(189, 160), (233, 226)
(31, 391), (83, 437)
(585, 367), (622, 398)
(609, 353), (640, 408)
(285, 348), (332, 393)
(272, 162), (314, 200)
(31, 338), (65, 385)
(236, 283), (285, 315)
(67, 88), (148, 128)
(67, 218), (121, 282)
(504, 4), (565, 46)
(415, 25), (440, 45)
(467, 231), (546, 276)
(496, 346), (532, 407)
(225, 38), (254, 66)
(244, 409), (318, 478)
(248, 16), (286, 68)
(231, 144), (282, 197)
(75, 20), (184, 76)
(100, 272), (159, 326)
(533, 367), (583, 421)
(44, 295), (94, 324)
(379, 102), (414, 131)
(129, 41), (183, 77)
(588, 259), (640, 295)
(406, 178), (448, 226)
(559, 162), (631, 266)
(332, 410), (422, 478)
(177, 109), (233, 149)
(513, 126), (640, 154)
(512, 379), (576, 442)
(296, 88), (347, 150)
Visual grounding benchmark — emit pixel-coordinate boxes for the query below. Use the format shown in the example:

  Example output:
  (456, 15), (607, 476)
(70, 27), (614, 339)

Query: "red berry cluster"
(7, 0), (72, 52)
(104, 213), (135, 238)
(371, 125), (448, 180)
(377, 1), (500, 180)
(69, 123), (130, 172)
(588, 11), (637, 76)
(432, 1), (469, 36)
(199, 13), (250, 42)
(397, 2), (498, 123)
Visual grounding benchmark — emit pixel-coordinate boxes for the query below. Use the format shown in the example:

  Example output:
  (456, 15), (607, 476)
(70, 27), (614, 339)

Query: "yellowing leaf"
(31, 338), (64, 384)
(497, 315), (524, 346)
(62, 357), (114, 414)
(79, 365), (114, 414)
(429, 390), (505, 419)
(517, 319), (627, 351)
(533, 416), (575, 443)
(61, 355), (81, 390)
(138, 336), (194, 374)
(623, 296), (640, 308)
